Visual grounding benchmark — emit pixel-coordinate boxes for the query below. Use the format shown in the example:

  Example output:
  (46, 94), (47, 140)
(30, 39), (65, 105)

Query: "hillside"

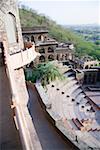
(19, 6), (100, 60)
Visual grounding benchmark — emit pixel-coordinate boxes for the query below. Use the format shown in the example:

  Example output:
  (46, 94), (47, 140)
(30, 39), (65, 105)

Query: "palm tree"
(26, 62), (65, 87)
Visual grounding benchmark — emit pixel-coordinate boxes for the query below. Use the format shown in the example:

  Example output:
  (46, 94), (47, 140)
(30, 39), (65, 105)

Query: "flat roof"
(22, 30), (48, 34)
(22, 27), (48, 34)
(82, 69), (98, 72)
(55, 47), (70, 51)
(85, 91), (100, 107)
(36, 41), (58, 46)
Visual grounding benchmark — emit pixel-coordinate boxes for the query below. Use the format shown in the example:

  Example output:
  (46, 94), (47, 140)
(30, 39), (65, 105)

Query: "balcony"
(9, 45), (40, 69)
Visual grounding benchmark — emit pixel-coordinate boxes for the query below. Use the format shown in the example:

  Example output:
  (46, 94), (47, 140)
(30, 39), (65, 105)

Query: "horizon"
(19, 0), (100, 26)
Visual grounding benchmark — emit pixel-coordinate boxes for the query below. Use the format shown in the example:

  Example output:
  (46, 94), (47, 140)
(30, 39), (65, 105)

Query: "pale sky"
(19, 0), (100, 25)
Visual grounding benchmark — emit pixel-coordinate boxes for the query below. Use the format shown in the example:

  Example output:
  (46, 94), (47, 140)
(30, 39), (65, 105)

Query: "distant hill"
(19, 6), (100, 60)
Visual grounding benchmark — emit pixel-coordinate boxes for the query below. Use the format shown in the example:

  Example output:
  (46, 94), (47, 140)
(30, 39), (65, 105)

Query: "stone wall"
(0, 1), (41, 149)
(0, 0), (23, 54)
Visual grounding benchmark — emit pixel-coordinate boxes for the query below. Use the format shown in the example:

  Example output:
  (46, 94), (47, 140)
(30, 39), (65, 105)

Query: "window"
(57, 54), (59, 60)
(85, 65), (89, 69)
(38, 35), (42, 41)
(24, 36), (30, 42)
(48, 54), (54, 61)
(39, 55), (45, 62)
(5, 13), (18, 44)
(48, 47), (54, 53)
(31, 35), (35, 42)
(39, 48), (45, 54)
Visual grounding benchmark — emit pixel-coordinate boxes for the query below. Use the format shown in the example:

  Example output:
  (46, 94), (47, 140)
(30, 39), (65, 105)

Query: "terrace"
(35, 68), (100, 149)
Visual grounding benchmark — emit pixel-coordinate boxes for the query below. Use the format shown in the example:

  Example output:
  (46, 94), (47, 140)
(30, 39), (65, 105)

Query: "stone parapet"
(9, 45), (39, 69)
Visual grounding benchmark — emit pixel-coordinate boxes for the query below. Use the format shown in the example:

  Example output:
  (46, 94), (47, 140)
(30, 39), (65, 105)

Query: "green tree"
(26, 62), (65, 87)
(19, 6), (100, 60)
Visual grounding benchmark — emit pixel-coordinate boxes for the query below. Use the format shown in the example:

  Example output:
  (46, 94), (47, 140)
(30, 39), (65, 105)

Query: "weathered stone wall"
(0, 1), (41, 149)
(83, 70), (98, 84)
(22, 31), (74, 65)
(23, 33), (48, 43)
(0, 0), (29, 103)
(0, 0), (23, 54)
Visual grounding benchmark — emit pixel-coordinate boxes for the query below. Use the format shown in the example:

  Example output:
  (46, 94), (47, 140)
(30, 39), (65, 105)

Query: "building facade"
(83, 67), (100, 85)
(22, 27), (75, 66)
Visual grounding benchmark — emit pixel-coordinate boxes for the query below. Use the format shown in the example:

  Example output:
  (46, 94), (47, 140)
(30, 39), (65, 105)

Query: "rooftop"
(22, 26), (48, 34)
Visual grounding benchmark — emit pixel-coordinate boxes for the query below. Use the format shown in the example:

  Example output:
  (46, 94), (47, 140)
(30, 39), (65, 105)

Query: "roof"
(22, 27), (48, 34)
(36, 41), (58, 46)
(82, 69), (98, 72)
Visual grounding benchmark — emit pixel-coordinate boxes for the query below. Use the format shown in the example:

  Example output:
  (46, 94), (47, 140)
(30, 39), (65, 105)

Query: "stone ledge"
(35, 83), (51, 108)
(47, 109), (62, 122)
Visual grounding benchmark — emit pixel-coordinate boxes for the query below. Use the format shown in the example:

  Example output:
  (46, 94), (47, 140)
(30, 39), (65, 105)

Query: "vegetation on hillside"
(19, 6), (100, 60)
(25, 62), (65, 87)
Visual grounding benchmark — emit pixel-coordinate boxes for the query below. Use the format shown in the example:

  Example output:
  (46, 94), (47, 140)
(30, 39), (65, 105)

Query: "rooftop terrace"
(22, 26), (48, 34)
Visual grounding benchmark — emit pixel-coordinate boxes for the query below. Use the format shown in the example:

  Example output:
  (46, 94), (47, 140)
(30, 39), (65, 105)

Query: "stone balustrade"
(9, 45), (40, 69)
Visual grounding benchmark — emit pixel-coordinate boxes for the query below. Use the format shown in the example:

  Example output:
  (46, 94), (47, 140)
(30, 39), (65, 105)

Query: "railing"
(9, 45), (40, 69)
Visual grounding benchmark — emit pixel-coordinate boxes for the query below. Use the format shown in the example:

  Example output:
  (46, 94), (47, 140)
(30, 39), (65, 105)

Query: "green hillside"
(19, 6), (100, 60)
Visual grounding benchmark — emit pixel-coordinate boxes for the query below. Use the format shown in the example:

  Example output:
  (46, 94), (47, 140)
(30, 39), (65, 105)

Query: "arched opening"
(84, 74), (87, 84)
(44, 36), (47, 41)
(5, 12), (18, 44)
(38, 35), (42, 41)
(39, 55), (45, 62)
(57, 54), (59, 60)
(85, 65), (89, 69)
(90, 64), (93, 68)
(48, 54), (54, 61)
(31, 35), (35, 42)
(48, 47), (54, 53)
(65, 54), (68, 60)
(39, 48), (45, 54)
(62, 54), (65, 61)
(0, 42), (4, 65)
(24, 36), (30, 42)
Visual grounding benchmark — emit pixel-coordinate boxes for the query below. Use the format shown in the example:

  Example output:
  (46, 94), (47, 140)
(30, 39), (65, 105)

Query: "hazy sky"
(19, 0), (100, 25)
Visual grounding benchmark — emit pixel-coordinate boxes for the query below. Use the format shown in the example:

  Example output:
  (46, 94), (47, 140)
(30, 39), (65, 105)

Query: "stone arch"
(90, 64), (93, 68)
(24, 35), (30, 42)
(48, 47), (54, 53)
(62, 54), (65, 60)
(38, 35), (43, 41)
(65, 53), (68, 60)
(39, 48), (45, 54)
(85, 65), (89, 69)
(39, 55), (45, 62)
(44, 36), (47, 41)
(0, 42), (4, 65)
(5, 12), (18, 44)
(57, 54), (59, 60)
(31, 35), (35, 42)
(48, 54), (54, 61)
